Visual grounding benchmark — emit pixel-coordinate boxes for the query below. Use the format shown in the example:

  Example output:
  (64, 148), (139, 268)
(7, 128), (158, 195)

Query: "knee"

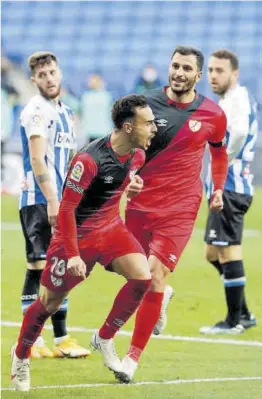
(223, 260), (245, 280)
(151, 270), (163, 286)
(150, 265), (168, 291)
(130, 258), (151, 281)
(27, 260), (46, 271)
(139, 269), (151, 281)
(40, 295), (63, 315)
(218, 246), (242, 264)
(205, 245), (218, 263)
(42, 299), (61, 315)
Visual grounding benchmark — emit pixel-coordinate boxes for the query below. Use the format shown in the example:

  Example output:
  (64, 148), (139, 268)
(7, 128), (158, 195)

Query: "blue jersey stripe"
(64, 148), (69, 176)
(20, 191), (28, 209)
(20, 127), (31, 208)
(55, 147), (61, 200)
(20, 126), (31, 173)
(59, 111), (69, 132)
(20, 98), (74, 208)
(238, 133), (254, 159)
(224, 165), (236, 192)
(242, 160), (251, 195)
(59, 110), (70, 189)
(205, 87), (257, 197)
(225, 129), (230, 146)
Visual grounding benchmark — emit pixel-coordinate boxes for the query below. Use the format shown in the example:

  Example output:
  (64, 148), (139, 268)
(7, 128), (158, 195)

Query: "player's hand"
(210, 189), (224, 212)
(126, 175), (144, 200)
(47, 199), (60, 227)
(67, 256), (86, 280)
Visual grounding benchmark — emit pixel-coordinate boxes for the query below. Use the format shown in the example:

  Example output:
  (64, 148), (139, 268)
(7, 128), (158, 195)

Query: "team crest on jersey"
(70, 161), (84, 182)
(129, 169), (138, 180)
(188, 119), (201, 132)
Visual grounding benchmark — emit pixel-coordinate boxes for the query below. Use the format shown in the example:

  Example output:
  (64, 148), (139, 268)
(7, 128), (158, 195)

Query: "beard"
(38, 83), (61, 100)
(211, 76), (232, 96)
(169, 74), (198, 96)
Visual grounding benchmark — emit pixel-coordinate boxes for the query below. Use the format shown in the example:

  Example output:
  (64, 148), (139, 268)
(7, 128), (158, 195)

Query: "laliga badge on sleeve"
(31, 114), (43, 126)
(70, 161), (84, 182)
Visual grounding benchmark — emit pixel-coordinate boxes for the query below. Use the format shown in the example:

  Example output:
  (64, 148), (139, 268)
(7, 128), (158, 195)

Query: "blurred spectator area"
(2, 1), (261, 102)
(1, 1), (262, 184)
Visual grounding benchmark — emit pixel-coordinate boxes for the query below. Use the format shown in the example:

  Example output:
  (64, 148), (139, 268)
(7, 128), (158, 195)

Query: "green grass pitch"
(1, 191), (262, 398)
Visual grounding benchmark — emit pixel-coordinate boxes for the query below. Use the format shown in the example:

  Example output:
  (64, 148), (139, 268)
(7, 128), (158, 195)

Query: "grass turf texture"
(1, 191), (262, 398)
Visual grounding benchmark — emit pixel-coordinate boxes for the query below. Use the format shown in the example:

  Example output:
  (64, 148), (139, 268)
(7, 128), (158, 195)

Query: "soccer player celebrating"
(200, 49), (258, 334)
(19, 51), (89, 358)
(11, 94), (157, 391)
(118, 46), (228, 383)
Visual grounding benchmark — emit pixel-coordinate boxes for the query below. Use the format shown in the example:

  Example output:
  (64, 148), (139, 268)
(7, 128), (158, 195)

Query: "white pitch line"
(2, 321), (262, 347)
(2, 376), (262, 391)
(2, 222), (262, 237)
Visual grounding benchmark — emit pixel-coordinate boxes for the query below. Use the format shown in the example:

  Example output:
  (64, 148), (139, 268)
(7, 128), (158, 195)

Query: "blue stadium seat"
(20, 40), (50, 57)
(103, 40), (126, 52)
(107, 4), (133, 17)
(29, 5), (56, 19)
(1, 25), (24, 37)
(80, 2), (108, 19)
(106, 24), (129, 36)
(3, 7), (28, 21)
(1, 0), (261, 131)
(74, 40), (98, 54)
(52, 24), (78, 38)
(79, 23), (102, 37)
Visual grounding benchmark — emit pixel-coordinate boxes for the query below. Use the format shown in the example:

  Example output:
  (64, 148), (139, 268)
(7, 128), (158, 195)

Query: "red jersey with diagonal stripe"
(128, 88), (227, 217)
(52, 136), (145, 258)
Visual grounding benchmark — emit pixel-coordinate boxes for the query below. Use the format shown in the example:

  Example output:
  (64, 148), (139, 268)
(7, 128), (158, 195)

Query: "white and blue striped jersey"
(19, 94), (76, 209)
(205, 84), (258, 198)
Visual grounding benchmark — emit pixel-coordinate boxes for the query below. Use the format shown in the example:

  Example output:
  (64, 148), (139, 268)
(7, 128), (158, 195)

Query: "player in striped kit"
(201, 49), (258, 334)
(19, 51), (89, 357)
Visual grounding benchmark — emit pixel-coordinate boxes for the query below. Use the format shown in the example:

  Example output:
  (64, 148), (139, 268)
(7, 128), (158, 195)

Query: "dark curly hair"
(111, 94), (148, 129)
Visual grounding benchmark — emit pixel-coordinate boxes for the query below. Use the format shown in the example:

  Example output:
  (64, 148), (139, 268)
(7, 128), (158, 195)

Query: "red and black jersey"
(53, 135), (145, 257)
(128, 87), (228, 215)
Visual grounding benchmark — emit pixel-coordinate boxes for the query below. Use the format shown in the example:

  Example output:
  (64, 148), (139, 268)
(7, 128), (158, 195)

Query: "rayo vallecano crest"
(188, 119), (201, 132)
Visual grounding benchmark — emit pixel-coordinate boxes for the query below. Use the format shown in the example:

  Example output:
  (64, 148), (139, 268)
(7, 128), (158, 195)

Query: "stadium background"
(1, 1), (262, 397)
(1, 0), (262, 193)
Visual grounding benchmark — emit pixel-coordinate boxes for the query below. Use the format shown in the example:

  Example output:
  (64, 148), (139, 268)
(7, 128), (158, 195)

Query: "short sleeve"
(67, 152), (98, 189)
(21, 104), (47, 139)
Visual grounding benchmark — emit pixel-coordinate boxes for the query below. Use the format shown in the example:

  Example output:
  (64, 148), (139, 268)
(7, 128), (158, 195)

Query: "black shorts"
(204, 191), (253, 246)
(19, 204), (52, 263)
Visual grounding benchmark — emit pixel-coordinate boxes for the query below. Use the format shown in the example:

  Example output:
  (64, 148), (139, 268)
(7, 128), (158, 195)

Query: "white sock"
(54, 335), (69, 345)
(34, 336), (44, 347)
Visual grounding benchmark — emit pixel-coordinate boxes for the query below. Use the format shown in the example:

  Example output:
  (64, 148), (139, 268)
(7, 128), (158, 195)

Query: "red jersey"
(52, 136), (145, 258)
(128, 88), (228, 216)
